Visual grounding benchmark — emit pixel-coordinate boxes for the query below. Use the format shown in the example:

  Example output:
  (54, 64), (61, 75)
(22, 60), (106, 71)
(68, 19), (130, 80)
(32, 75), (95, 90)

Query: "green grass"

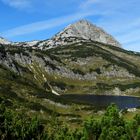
(1, 40), (140, 128)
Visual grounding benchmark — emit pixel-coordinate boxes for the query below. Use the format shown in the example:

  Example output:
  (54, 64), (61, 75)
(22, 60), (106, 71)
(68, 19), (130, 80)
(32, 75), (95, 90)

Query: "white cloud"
(0, 0), (99, 38)
(1, 0), (31, 9)
(1, 11), (95, 38)
(79, 0), (100, 10)
(117, 29), (140, 44)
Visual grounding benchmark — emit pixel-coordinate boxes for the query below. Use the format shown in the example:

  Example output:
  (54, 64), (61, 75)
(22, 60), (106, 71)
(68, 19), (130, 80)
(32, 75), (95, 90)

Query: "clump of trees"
(0, 104), (46, 140)
(1, 103), (140, 140)
(81, 104), (140, 140)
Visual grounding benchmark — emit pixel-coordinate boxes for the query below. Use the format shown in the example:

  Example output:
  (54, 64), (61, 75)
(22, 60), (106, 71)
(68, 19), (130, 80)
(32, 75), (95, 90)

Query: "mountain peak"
(0, 20), (121, 49)
(53, 19), (121, 48)
(72, 19), (92, 25)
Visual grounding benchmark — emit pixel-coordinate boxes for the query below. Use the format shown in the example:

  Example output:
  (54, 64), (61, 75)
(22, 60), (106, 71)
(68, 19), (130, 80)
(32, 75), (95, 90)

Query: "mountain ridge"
(0, 37), (11, 45)
(0, 19), (121, 49)
(50, 20), (121, 48)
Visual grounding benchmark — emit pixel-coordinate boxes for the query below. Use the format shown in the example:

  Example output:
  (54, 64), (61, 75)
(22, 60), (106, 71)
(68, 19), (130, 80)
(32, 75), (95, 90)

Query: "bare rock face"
(0, 37), (11, 45)
(38, 20), (121, 49)
(60, 20), (121, 47)
(12, 40), (39, 48)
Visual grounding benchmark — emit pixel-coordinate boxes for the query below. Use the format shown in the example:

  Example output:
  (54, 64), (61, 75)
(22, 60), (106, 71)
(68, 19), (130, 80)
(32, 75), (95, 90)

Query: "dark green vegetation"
(0, 102), (45, 140)
(1, 103), (140, 140)
(1, 40), (140, 96)
(1, 40), (140, 139)
(37, 41), (140, 95)
(1, 41), (140, 116)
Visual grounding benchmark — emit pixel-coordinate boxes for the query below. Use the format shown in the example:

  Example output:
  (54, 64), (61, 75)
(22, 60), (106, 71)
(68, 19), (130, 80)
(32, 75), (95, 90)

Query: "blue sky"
(0, 0), (140, 52)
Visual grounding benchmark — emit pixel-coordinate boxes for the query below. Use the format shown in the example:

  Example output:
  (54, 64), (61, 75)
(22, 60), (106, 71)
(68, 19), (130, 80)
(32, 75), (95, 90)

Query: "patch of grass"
(72, 68), (85, 75)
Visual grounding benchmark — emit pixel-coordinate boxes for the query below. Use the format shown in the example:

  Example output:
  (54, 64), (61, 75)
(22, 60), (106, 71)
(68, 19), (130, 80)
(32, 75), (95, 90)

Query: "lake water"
(62, 94), (140, 109)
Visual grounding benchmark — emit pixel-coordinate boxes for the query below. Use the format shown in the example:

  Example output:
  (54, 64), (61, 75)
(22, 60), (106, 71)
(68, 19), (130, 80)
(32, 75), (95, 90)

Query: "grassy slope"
(38, 42), (140, 95)
(1, 41), (140, 126)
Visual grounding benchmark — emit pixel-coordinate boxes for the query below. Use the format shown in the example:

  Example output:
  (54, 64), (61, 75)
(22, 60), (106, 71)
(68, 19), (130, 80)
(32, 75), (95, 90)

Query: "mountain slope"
(0, 37), (11, 45)
(1, 40), (140, 96)
(52, 20), (121, 47)
(0, 20), (140, 121)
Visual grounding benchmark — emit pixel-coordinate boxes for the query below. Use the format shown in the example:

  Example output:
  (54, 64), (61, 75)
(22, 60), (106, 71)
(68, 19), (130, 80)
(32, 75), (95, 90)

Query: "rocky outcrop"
(37, 20), (121, 49)
(12, 40), (39, 48)
(0, 37), (11, 45)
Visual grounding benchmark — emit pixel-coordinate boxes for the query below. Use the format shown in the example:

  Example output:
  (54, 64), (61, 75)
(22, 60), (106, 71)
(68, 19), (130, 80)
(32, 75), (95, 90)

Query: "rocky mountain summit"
(0, 20), (121, 49)
(37, 20), (121, 49)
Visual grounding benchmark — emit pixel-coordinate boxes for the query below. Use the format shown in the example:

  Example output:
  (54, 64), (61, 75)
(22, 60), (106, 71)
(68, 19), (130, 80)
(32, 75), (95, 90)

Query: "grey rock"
(0, 37), (11, 45)
(37, 20), (122, 49)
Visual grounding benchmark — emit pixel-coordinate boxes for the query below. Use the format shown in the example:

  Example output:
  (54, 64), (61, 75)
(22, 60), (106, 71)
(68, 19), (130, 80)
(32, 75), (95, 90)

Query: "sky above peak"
(0, 0), (140, 52)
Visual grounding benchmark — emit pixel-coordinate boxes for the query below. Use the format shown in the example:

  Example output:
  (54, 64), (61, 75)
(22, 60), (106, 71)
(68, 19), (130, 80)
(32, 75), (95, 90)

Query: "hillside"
(0, 20), (140, 125)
